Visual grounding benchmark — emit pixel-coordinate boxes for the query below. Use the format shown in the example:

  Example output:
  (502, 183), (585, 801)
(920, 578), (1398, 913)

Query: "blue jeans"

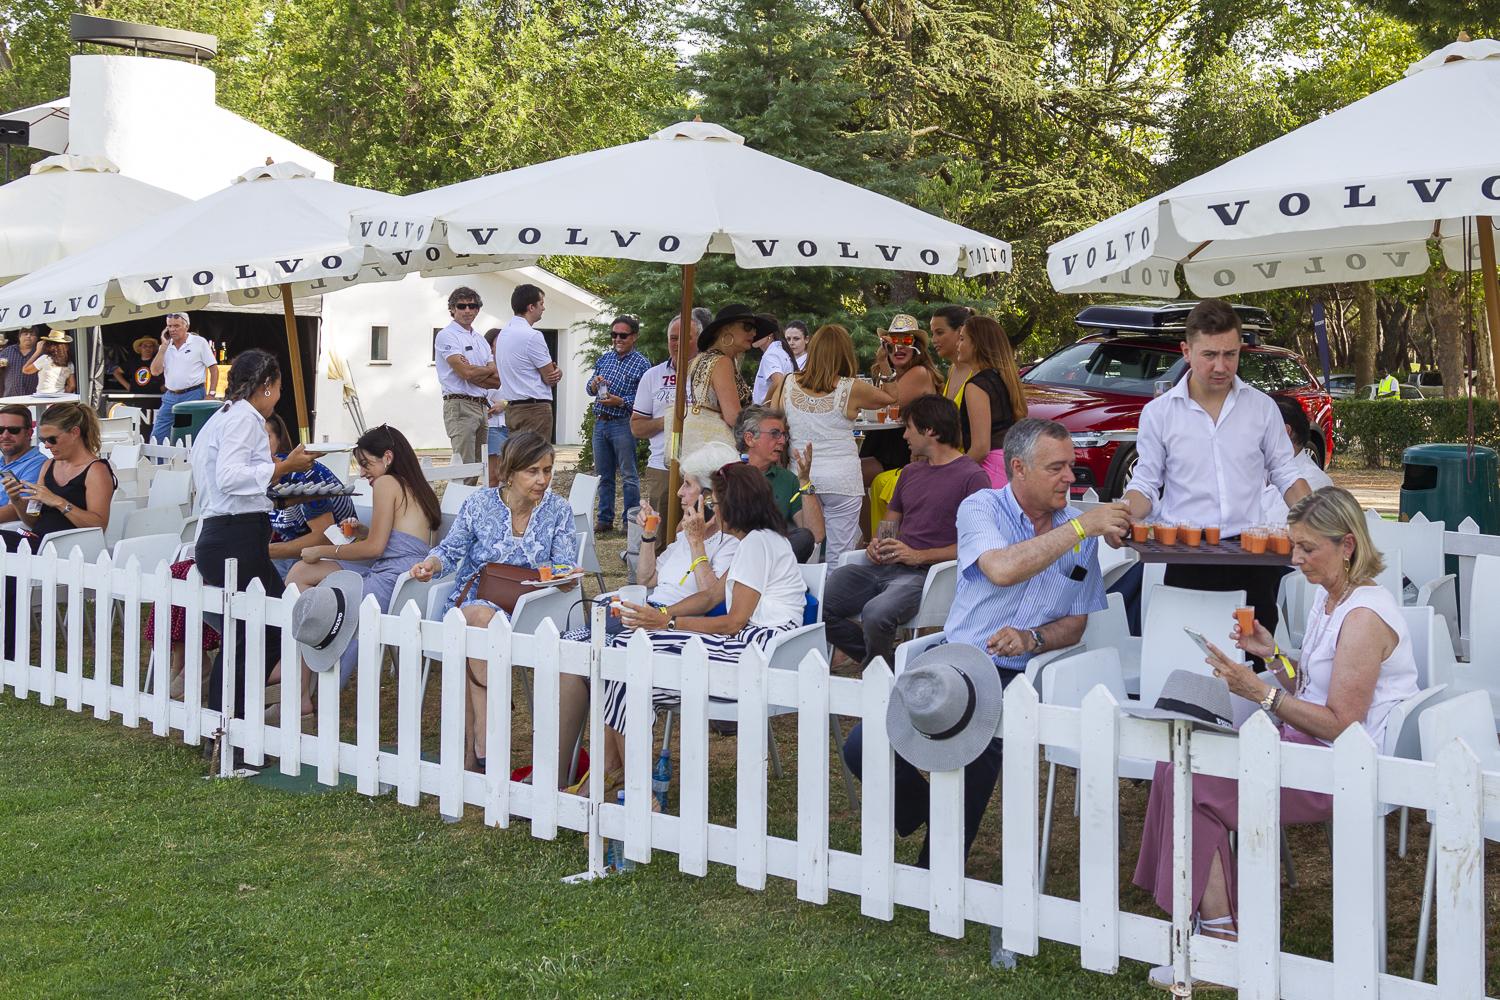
(151, 384), (206, 444)
(591, 414), (639, 527)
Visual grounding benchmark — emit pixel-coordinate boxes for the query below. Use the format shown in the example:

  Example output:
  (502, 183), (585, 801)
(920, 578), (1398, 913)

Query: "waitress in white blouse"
(191, 349), (311, 719)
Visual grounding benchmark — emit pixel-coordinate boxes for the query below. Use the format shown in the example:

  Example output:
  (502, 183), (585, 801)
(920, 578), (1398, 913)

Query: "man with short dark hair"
(0, 327), (40, 397)
(0, 404), (43, 524)
(823, 394), (988, 668)
(434, 286), (499, 473)
(496, 283), (561, 441)
(734, 404), (823, 562)
(588, 315), (650, 532)
(1121, 298), (1310, 640)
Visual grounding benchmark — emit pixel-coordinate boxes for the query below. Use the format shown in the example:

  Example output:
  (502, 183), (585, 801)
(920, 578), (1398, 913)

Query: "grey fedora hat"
(886, 643), (1003, 772)
(291, 570), (363, 673)
(1121, 670), (1236, 734)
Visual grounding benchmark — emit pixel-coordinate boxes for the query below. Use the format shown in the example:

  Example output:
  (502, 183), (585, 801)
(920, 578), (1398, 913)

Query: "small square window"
(370, 325), (389, 362)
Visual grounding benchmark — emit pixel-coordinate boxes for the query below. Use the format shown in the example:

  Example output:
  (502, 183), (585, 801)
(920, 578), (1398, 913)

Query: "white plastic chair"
(1138, 562), (1166, 627)
(1025, 592), (1142, 697)
(39, 527), (106, 562)
(1381, 683), (1454, 858)
(1138, 584), (1253, 723)
(570, 475), (604, 589)
(111, 533), (180, 575)
(123, 505), (184, 540)
(799, 562), (826, 622)
(103, 497), (140, 548)
(1036, 648), (1153, 891)
(835, 551), (956, 636)
(146, 468), (192, 511)
(1457, 553), (1500, 721)
(437, 483), (480, 540)
(98, 415), (139, 446)
(710, 622), (828, 780)
(1366, 512), (1459, 640)
(893, 629), (947, 676)
(1098, 542), (1139, 591)
(1413, 691), (1500, 980)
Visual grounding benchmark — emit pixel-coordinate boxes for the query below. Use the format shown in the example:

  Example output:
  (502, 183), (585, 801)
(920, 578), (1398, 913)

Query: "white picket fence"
(1, 544), (1495, 998)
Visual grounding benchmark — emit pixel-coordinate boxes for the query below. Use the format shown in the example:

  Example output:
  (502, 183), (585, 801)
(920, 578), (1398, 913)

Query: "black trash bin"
(1399, 444), (1500, 534)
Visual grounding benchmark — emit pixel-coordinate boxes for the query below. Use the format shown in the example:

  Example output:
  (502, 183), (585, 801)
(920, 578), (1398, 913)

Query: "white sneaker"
(1147, 963), (1233, 993)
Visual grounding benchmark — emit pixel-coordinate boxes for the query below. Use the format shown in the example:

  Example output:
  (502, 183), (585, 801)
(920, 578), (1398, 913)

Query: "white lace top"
(784, 375), (862, 497)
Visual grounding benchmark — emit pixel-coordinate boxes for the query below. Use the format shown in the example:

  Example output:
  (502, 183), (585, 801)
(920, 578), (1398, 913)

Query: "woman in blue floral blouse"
(410, 431), (577, 769)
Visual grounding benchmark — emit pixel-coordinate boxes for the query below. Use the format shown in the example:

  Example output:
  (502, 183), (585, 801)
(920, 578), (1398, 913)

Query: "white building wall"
(315, 266), (609, 449)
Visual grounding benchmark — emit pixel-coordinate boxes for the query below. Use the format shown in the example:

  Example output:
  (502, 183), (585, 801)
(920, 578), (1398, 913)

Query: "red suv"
(1021, 301), (1335, 499)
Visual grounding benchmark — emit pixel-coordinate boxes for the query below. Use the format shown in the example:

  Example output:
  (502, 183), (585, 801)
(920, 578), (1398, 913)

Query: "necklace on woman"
(1297, 574), (1358, 695)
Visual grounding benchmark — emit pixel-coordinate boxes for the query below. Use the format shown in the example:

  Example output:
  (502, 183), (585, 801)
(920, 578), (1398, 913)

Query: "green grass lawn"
(0, 693), (1155, 998)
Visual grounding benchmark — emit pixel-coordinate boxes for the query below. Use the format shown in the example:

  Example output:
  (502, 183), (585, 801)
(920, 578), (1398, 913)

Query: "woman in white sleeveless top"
(770, 324), (892, 565)
(1132, 485), (1419, 991)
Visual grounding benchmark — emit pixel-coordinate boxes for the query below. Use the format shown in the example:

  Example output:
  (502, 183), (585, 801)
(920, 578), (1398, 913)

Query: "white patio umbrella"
(0, 160), (530, 439)
(0, 154), (188, 281)
(350, 119), (1011, 535)
(1046, 36), (1500, 375)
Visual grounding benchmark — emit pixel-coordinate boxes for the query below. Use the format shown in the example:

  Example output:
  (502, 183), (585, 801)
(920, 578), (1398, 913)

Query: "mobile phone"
(702, 499), (716, 521)
(1183, 627), (1215, 657)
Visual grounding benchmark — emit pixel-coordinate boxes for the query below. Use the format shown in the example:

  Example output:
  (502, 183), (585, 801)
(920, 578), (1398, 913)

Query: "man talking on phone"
(148, 313), (218, 445)
(0, 404), (43, 525)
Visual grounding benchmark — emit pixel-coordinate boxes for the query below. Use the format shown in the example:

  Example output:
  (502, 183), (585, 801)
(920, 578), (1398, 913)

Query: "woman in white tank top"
(769, 324), (892, 565)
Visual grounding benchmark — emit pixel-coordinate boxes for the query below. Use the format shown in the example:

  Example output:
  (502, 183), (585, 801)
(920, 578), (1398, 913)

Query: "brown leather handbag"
(455, 563), (539, 614)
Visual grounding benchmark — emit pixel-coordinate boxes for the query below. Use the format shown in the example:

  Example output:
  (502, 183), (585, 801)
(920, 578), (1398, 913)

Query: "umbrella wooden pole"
(1477, 217), (1500, 399)
(665, 263), (695, 543)
(279, 283), (311, 445)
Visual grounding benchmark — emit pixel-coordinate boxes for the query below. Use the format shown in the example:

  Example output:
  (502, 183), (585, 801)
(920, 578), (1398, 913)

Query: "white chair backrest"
(146, 468), (192, 510)
(1374, 548), (1403, 601)
(799, 562), (827, 610)
(1098, 543), (1139, 590)
(892, 630), (946, 676)
(104, 497), (135, 548)
(512, 585), (577, 635)
(425, 577), (458, 620)
(1040, 647), (1128, 707)
(179, 515), (202, 545)
(1365, 511), (1445, 588)
(1382, 684), (1451, 758)
(1139, 562), (1166, 626)
(1081, 591), (1131, 648)
(441, 483), (480, 514)
(111, 533), (181, 575)
(1139, 584), (1247, 710)
(98, 415), (138, 443)
(124, 505), (184, 540)
(107, 442), (142, 467)
(1399, 605), (1437, 689)
(569, 473), (601, 517)
(1418, 690), (1500, 772)
(576, 529), (601, 574)
(40, 527), (105, 563)
(909, 560), (957, 630)
(1468, 554), (1500, 672)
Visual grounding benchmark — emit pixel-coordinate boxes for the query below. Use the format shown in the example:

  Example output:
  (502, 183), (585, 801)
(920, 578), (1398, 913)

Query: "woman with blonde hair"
(769, 324), (892, 564)
(955, 315), (1028, 487)
(1132, 485), (1419, 991)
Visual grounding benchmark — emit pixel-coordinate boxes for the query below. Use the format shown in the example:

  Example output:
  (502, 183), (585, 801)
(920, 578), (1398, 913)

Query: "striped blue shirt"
(945, 486), (1106, 673)
(588, 349), (651, 419)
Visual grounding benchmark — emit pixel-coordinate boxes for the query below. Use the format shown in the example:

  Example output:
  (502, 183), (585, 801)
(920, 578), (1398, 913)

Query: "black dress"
(31, 458), (116, 543)
(958, 369), (1017, 452)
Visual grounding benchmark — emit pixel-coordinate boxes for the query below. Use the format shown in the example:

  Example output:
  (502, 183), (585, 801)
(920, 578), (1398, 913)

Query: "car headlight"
(1070, 433), (1112, 449)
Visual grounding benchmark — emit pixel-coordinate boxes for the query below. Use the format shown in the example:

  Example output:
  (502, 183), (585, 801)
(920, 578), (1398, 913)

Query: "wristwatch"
(666, 615), (677, 631)
(1259, 687), (1279, 713)
(1029, 628), (1045, 652)
(60, 502), (73, 516)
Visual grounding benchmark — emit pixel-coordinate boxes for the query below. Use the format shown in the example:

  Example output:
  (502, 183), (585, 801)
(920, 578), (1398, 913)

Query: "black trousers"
(196, 513), (285, 718)
(3, 529), (28, 659)
(1163, 561), (1283, 666)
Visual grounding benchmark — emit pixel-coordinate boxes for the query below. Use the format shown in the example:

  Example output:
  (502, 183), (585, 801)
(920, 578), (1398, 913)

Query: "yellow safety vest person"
(1375, 374), (1400, 400)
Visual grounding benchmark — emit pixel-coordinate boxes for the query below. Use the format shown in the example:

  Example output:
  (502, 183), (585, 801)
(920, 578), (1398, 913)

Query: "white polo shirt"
(495, 315), (553, 402)
(161, 333), (215, 392)
(434, 320), (494, 398)
(632, 358), (678, 470)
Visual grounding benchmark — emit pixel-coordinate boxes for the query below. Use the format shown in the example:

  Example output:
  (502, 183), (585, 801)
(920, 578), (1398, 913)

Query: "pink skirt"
(1132, 725), (1332, 921)
(981, 449), (1008, 488)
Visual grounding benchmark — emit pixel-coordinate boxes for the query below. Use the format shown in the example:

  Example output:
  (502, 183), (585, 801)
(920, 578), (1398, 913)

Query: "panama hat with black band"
(291, 570), (364, 674)
(699, 303), (778, 354)
(1120, 669), (1236, 734)
(885, 643), (1004, 772)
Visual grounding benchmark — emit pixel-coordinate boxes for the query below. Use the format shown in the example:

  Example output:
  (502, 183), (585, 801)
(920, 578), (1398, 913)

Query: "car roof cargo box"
(1074, 300), (1273, 346)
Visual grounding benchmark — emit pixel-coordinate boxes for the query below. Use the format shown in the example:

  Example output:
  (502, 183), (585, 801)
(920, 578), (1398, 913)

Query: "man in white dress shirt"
(433, 287), (500, 472)
(495, 283), (561, 442)
(631, 312), (700, 549)
(148, 313), (218, 444)
(1121, 299), (1310, 642)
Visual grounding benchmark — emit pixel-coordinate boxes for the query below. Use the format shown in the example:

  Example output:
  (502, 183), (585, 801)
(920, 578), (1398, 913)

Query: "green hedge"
(1333, 398), (1500, 467)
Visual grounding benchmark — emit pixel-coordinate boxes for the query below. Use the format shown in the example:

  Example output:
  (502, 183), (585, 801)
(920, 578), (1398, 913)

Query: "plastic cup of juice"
(1204, 525), (1221, 546)
(1235, 606), (1255, 636)
(888, 404), (901, 421)
(1155, 523), (1178, 545)
(1271, 529), (1292, 555)
(1180, 524), (1202, 546)
(643, 513), (660, 534)
(875, 408), (888, 423)
(1244, 528), (1267, 554)
(538, 565), (554, 581)
(1130, 522), (1149, 543)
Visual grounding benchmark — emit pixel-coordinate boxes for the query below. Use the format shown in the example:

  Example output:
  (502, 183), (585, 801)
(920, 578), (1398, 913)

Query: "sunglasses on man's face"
(0, 425), (28, 436)
(454, 302), (481, 310)
(610, 332), (635, 340)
